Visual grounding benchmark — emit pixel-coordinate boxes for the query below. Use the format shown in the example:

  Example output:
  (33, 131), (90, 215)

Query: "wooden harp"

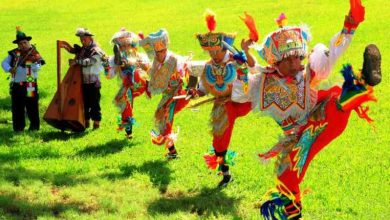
(43, 40), (85, 132)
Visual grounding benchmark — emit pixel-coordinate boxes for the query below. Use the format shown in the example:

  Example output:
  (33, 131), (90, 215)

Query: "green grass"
(0, 0), (389, 219)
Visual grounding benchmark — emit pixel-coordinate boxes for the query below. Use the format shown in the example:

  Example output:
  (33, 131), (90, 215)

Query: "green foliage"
(0, 0), (389, 219)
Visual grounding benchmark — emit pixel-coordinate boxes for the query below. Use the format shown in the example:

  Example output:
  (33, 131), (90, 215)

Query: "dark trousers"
(11, 83), (40, 131)
(82, 83), (101, 121)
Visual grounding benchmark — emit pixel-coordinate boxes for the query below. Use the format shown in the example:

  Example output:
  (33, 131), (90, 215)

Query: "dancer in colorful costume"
(139, 29), (192, 159)
(252, 2), (381, 219)
(105, 28), (150, 139)
(1, 27), (45, 132)
(190, 10), (258, 187)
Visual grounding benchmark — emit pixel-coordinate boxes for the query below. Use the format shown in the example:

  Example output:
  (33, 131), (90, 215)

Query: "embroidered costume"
(105, 28), (150, 138)
(1, 27), (45, 131)
(193, 10), (258, 187)
(140, 29), (192, 159)
(251, 5), (380, 219)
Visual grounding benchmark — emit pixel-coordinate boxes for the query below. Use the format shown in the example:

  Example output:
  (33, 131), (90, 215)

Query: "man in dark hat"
(1, 26), (45, 132)
(65, 27), (106, 129)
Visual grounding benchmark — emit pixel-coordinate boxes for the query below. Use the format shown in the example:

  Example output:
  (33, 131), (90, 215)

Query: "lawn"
(0, 0), (389, 219)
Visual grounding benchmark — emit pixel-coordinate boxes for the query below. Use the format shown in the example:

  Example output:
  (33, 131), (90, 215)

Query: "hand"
(344, 11), (357, 27)
(186, 88), (199, 99)
(241, 38), (253, 52)
(10, 67), (16, 75)
(69, 59), (77, 66)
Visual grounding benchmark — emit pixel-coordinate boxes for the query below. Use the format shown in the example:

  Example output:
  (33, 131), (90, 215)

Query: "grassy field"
(0, 0), (389, 219)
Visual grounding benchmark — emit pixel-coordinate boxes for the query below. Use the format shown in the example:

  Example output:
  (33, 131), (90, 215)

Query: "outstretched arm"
(241, 39), (256, 68)
(309, 10), (364, 84)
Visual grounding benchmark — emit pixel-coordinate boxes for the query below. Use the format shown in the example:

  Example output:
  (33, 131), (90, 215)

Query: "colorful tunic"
(149, 51), (191, 147)
(105, 50), (149, 132)
(200, 52), (252, 170)
(253, 30), (374, 218)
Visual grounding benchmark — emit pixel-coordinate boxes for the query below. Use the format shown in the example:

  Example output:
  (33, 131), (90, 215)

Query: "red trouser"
(212, 101), (252, 153)
(277, 86), (374, 201)
(159, 89), (190, 137)
(119, 70), (147, 125)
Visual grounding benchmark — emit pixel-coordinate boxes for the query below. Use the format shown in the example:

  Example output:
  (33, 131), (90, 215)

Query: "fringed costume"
(105, 28), (150, 139)
(252, 4), (381, 219)
(195, 10), (258, 187)
(139, 29), (192, 159)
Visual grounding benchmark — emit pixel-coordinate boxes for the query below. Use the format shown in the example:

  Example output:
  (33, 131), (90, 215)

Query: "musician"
(1, 27), (45, 132)
(66, 28), (106, 129)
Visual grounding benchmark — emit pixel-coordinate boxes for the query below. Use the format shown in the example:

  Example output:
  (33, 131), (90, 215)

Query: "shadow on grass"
(147, 187), (242, 217)
(0, 146), (61, 163)
(0, 127), (18, 146)
(39, 130), (88, 142)
(76, 139), (138, 157)
(1, 166), (91, 187)
(0, 191), (93, 218)
(0, 96), (11, 111)
(104, 160), (172, 193)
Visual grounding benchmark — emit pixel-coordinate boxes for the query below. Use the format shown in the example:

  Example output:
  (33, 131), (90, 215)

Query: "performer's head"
(13, 26), (32, 51)
(257, 13), (310, 77)
(208, 48), (227, 64)
(196, 9), (236, 65)
(75, 28), (94, 47)
(139, 29), (169, 62)
(275, 55), (305, 77)
(111, 28), (139, 52)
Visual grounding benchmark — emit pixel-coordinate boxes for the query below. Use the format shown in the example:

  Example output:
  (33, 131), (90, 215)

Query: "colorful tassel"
(260, 186), (301, 220)
(240, 12), (259, 42)
(203, 154), (220, 170)
(203, 148), (237, 170)
(224, 150), (237, 167)
(204, 9), (216, 32)
(150, 130), (166, 145)
(275, 13), (288, 28)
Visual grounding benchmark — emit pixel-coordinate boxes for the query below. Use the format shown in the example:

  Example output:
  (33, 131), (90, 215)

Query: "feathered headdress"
(257, 13), (311, 65)
(111, 28), (139, 47)
(196, 9), (236, 51)
(139, 29), (169, 59)
(240, 12), (259, 42)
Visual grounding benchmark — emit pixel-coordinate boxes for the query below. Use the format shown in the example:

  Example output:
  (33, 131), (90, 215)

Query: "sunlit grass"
(0, 0), (389, 219)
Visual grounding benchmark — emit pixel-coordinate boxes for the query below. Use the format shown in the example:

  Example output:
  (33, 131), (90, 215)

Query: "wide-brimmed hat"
(13, 26), (32, 44)
(75, 27), (94, 37)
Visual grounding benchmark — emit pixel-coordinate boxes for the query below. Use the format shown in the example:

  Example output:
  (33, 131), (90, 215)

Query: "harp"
(43, 40), (85, 132)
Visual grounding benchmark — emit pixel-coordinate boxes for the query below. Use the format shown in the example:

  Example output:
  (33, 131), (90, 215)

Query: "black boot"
(218, 164), (233, 188)
(166, 145), (178, 160)
(362, 44), (381, 86)
(125, 125), (133, 139)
